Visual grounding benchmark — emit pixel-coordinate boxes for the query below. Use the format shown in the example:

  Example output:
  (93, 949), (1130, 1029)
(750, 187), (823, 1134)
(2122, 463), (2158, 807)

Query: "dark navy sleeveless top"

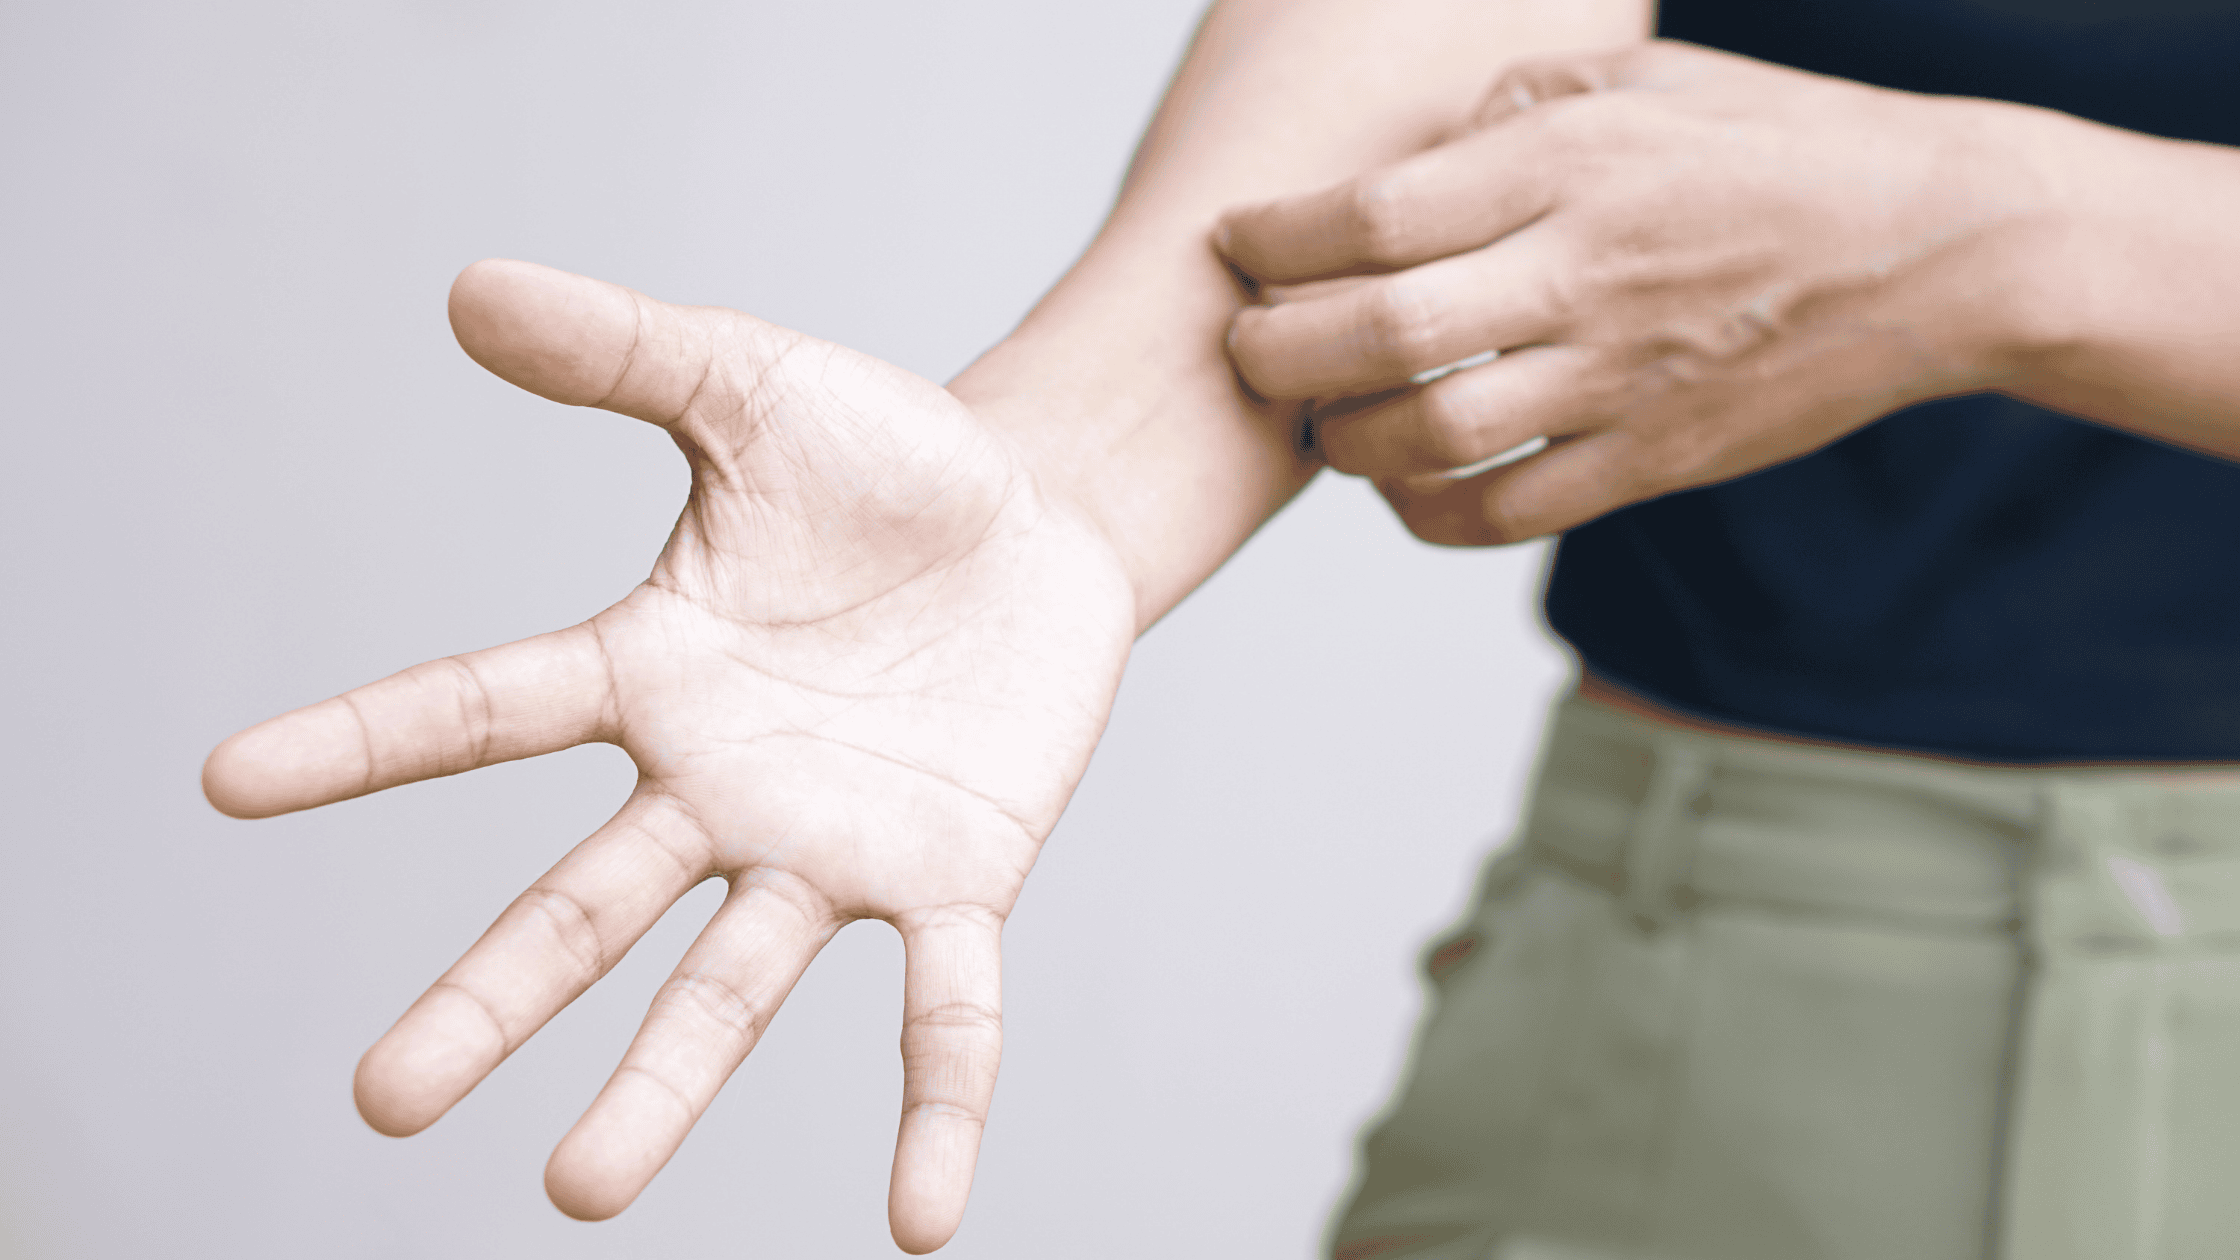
(1544, 0), (2240, 762)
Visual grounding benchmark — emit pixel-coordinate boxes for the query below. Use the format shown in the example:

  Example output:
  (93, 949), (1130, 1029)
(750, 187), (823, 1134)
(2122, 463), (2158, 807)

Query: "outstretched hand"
(203, 260), (1138, 1252)
(1218, 41), (2062, 544)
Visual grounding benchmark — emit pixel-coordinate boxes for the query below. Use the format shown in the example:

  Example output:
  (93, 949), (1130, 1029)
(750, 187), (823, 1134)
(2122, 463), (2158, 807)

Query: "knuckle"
(1504, 55), (1560, 84)
(1480, 515), (1534, 547)
(1413, 391), (1483, 468)
(1228, 314), (1282, 387)
(1347, 177), (1419, 266)
(1531, 264), (1586, 338)
(1477, 486), (1549, 546)
(1476, 497), (1521, 544)
(899, 1000), (1004, 1086)
(615, 1062), (696, 1120)
(1514, 60), (1583, 105)
(899, 1099), (988, 1128)
(1363, 282), (1443, 371)
(898, 900), (1006, 936)
(428, 979), (514, 1051)
(517, 885), (608, 984)
(439, 655), (498, 769)
(660, 969), (772, 1045)
(903, 999), (1004, 1040)
(1628, 422), (1705, 489)
(1541, 91), (1630, 148)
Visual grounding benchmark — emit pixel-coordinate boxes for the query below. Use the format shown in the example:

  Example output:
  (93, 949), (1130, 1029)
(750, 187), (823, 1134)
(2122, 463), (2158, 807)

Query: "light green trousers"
(1330, 695), (2240, 1260)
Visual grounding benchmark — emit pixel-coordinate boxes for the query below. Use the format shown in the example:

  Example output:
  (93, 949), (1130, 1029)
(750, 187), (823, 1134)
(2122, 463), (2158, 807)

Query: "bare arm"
(2010, 118), (2240, 460)
(1209, 42), (2240, 546)
(203, 2), (1650, 1251)
(956, 0), (1650, 624)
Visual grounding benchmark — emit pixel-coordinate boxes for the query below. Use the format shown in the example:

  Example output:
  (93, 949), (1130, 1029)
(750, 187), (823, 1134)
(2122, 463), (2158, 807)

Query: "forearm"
(948, 0), (1648, 630)
(1998, 111), (2240, 460)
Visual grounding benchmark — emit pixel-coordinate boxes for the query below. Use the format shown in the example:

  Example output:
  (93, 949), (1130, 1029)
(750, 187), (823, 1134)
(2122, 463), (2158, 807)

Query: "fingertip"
(545, 1174), (628, 1223)
(447, 258), (547, 358)
(889, 1201), (963, 1255)
(544, 1130), (645, 1223)
(447, 258), (641, 409)
(353, 990), (512, 1138)
(1221, 308), (1294, 401)
(200, 732), (270, 819)
(352, 1038), (448, 1138)
(352, 1087), (431, 1139)
(891, 1225), (955, 1255)
(886, 1119), (981, 1255)
(203, 693), (391, 819)
(200, 722), (325, 819)
(1213, 197), (1294, 277)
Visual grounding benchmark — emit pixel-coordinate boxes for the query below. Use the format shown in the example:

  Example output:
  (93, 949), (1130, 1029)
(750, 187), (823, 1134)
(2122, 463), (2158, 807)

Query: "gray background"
(0, 2), (1569, 1256)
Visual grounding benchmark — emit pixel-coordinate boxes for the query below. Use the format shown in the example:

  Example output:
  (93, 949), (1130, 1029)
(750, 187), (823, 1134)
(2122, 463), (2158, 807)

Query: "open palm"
(203, 260), (1138, 1252)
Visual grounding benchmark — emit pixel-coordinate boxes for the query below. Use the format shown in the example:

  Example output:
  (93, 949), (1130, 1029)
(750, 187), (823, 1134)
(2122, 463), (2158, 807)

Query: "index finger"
(201, 623), (614, 819)
(1214, 120), (1559, 284)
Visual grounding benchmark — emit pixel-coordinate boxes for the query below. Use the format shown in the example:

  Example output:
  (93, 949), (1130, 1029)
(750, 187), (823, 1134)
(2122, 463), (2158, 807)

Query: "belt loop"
(1621, 739), (1713, 933)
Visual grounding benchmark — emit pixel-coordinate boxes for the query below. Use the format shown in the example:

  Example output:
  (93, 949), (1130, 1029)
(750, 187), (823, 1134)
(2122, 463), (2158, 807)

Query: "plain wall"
(0, 3), (1570, 1257)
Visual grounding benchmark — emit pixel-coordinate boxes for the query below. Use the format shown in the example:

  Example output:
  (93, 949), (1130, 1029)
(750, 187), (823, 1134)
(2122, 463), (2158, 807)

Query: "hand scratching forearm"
(950, 0), (1651, 627)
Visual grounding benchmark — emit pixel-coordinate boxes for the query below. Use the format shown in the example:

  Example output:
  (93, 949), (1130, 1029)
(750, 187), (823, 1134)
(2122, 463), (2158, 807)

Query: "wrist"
(949, 236), (1317, 633)
(1968, 103), (2108, 392)
(1959, 101), (2230, 412)
(1879, 97), (2086, 399)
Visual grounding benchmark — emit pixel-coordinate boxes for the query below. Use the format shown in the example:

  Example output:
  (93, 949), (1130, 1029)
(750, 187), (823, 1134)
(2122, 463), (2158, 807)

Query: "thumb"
(447, 258), (795, 429)
(1470, 42), (1650, 131)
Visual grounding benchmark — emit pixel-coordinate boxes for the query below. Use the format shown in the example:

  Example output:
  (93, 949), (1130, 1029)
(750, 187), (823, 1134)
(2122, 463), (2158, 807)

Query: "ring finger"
(1314, 343), (1603, 478)
(543, 869), (841, 1221)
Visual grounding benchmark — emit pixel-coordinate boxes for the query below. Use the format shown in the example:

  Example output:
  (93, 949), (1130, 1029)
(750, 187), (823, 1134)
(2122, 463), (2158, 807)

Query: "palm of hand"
(618, 331), (1129, 893)
(204, 260), (1136, 1252)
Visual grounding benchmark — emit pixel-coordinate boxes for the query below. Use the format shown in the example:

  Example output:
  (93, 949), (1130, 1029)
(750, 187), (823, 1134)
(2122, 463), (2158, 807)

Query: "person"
(200, 0), (2240, 1256)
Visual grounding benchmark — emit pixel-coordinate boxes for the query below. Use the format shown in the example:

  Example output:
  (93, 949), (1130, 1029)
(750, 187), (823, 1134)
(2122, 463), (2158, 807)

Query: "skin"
(1211, 46), (2240, 1260)
(201, 0), (1648, 1251)
(1218, 40), (2240, 547)
(198, 12), (2240, 1256)
(208, 259), (1141, 1241)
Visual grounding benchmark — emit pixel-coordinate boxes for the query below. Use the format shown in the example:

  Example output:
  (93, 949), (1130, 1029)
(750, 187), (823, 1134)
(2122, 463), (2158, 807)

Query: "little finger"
(1381, 430), (1645, 545)
(887, 904), (1006, 1255)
